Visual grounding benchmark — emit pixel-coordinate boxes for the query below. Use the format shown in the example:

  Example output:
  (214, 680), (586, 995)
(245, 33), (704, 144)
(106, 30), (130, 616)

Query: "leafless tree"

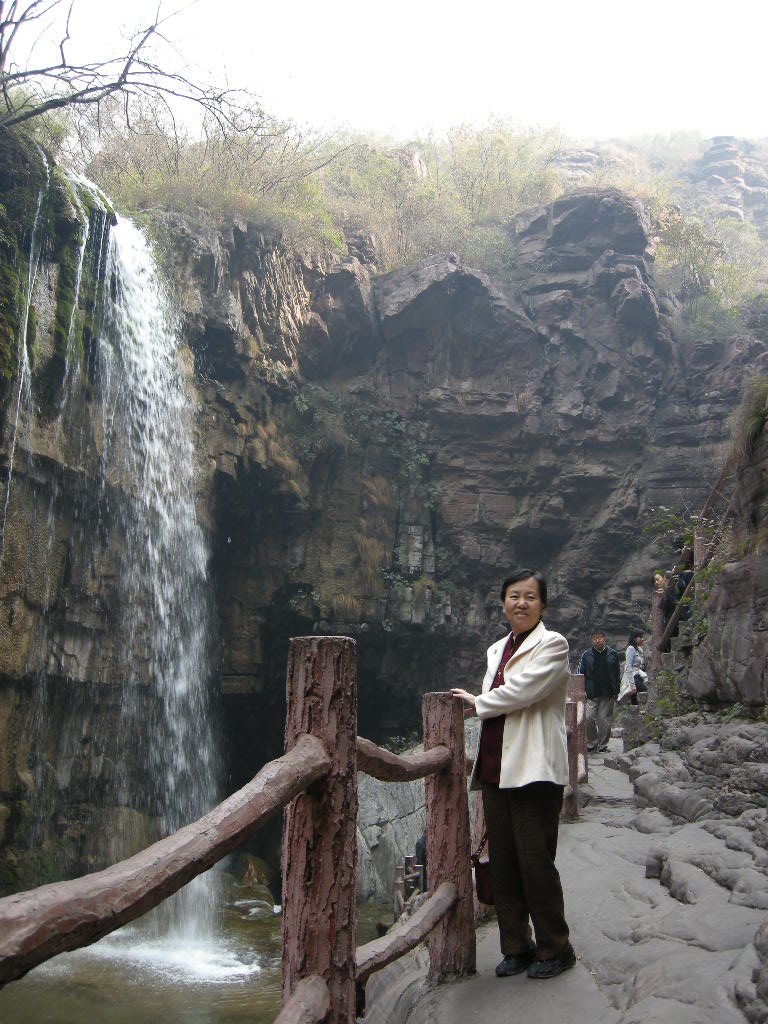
(0, 0), (262, 132)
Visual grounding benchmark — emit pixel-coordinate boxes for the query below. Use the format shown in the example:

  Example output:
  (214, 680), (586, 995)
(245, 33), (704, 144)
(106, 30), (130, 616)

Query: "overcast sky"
(21, 0), (768, 141)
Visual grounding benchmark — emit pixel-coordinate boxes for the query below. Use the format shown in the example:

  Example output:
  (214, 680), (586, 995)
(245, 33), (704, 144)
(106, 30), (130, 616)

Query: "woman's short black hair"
(628, 629), (645, 646)
(500, 569), (547, 607)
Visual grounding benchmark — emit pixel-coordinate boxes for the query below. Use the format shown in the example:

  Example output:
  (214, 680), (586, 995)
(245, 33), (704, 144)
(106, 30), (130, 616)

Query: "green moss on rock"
(25, 302), (36, 367)
(0, 855), (20, 897)
(1, 128), (116, 417)
(0, 127), (49, 400)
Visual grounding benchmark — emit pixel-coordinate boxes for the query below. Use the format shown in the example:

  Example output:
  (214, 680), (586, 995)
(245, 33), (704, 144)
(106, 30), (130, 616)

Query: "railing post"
(422, 692), (476, 979)
(562, 700), (579, 821)
(569, 672), (587, 784)
(650, 584), (666, 670)
(394, 865), (405, 920)
(562, 674), (586, 822)
(693, 528), (706, 596)
(282, 636), (358, 1024)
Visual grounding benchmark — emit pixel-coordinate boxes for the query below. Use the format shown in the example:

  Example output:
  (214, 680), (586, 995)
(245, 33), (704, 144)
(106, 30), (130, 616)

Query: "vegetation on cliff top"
(4, 1), (768, 347)
(4, 0), (768, 331)
(71, 106), (768, 334)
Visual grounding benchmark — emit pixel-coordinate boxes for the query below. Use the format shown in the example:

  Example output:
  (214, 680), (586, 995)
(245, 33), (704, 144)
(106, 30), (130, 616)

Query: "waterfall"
(97, 219), (219, 938)
(0, 165), (265, 1001)
(4, 197), (221, 938)
(0, 153), (49, 570)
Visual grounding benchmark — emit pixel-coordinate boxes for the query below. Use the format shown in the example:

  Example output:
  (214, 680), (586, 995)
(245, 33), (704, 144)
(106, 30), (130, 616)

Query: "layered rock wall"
(688, 421), (768, 704)
(2, 133), (768, 888)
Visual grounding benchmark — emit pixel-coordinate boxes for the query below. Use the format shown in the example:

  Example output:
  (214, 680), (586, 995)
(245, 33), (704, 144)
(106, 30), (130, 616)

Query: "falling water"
(97, 219), (219, 938)
(0, 153), (49, 570)
(58, 187), (91, 401)
(0, 202), (272, 1019)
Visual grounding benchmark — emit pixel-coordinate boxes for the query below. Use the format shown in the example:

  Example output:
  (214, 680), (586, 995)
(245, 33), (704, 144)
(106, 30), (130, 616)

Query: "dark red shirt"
(476, 626), (535, 786)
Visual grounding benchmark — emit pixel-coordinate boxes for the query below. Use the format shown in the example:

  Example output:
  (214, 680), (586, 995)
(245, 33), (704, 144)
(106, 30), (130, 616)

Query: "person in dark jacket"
(577, 630), (621, 752)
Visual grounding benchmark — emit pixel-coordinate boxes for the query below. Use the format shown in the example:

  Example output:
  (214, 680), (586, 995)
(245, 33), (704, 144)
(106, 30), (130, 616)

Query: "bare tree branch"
(0, 0), (263, 132)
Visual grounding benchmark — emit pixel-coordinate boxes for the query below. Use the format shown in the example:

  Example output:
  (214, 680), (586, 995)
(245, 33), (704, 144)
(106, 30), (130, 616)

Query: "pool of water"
(0, 894), (390, 1023)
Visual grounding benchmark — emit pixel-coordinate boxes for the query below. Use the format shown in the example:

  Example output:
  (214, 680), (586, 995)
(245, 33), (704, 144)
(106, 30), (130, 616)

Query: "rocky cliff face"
(688, 418), (768, 704)
(177, 187), (765, 755)
(1, 134), (767, 889)
(691, 136), (768, 234)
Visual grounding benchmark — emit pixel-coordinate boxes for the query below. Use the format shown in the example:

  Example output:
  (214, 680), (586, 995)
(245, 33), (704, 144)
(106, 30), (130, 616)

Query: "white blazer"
(469, 620), (570, 791)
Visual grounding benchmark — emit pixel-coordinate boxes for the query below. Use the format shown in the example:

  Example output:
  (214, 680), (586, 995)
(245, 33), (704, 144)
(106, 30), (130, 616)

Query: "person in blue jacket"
(578, 630), (621, 752)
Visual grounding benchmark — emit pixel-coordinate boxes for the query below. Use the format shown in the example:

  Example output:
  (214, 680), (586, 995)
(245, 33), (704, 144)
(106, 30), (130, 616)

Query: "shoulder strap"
(471, 828), (488, 862)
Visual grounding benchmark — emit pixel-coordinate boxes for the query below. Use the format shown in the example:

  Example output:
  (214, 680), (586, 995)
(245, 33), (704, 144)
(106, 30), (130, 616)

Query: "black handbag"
(471, 829), (493, 904)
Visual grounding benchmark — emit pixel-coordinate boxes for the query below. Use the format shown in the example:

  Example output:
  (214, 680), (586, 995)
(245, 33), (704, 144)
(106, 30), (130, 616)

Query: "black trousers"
(482, 781), (570, 960)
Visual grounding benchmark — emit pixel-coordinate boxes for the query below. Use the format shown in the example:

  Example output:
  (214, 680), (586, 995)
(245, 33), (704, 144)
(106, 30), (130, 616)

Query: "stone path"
(560, 743), (760, 1024)
(366, 735), (766, 1023)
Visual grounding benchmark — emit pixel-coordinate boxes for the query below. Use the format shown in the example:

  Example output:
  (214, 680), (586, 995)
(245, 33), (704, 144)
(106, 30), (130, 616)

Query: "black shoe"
(598, 744), (609, 752)
(526, 944), (576, 979)
(495, 947), (536, 976)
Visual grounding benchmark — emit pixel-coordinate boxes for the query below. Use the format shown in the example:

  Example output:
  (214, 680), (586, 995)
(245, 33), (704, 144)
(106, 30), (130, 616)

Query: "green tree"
(656, 204), (768, 327)
(319, 140), (437, 269)
(435, 120), (561, 226)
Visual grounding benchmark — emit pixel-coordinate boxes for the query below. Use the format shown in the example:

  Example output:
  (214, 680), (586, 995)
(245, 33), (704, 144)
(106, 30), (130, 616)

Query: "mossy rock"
(0, 127), (50, 400)
(0, 127), (116, 417)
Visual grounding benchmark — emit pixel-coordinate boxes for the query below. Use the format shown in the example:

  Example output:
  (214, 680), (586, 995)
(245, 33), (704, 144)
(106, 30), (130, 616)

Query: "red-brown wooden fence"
(0, 635), (584, 1023)
(0, 636), (476, 1022)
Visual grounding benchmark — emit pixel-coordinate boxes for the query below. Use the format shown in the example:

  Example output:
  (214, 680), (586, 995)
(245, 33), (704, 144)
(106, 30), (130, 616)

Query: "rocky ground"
(365, 716), (768, 1024)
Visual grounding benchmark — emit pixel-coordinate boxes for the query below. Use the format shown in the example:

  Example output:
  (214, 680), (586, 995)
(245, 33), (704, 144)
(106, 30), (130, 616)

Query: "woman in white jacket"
(620, 630), (648, 705)
(452, 569), (575, 981)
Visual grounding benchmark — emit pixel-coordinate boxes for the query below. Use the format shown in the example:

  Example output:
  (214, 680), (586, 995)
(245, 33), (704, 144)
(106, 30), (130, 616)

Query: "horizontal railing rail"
(0, 636), (484, 1023)
(649, 458), (735, 667)
(356, 736), (451, 780)
(355, 880), (458, 985)
(0, 733), (331, 988)
(273, 975), (330, 1024)
(656, 499), (735, 653)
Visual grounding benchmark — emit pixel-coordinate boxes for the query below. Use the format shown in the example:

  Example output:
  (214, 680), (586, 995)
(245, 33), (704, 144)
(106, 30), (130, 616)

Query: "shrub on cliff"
(730, 376), (768, 462)
(657, 208), (768, 326)
(80, 115), (563, 273)
(315, 122), (561, 272)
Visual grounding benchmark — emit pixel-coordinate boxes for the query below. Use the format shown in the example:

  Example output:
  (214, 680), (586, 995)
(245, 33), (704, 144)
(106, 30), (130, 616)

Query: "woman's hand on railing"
(450, 688), (476, 715)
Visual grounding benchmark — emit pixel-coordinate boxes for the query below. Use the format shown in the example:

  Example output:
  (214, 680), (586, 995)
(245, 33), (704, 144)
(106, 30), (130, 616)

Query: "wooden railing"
(0, 635), (475, 1024)
(654, 499), (735, 656)
(563, 672), (588, 819)
(0, 732), (330, 988)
